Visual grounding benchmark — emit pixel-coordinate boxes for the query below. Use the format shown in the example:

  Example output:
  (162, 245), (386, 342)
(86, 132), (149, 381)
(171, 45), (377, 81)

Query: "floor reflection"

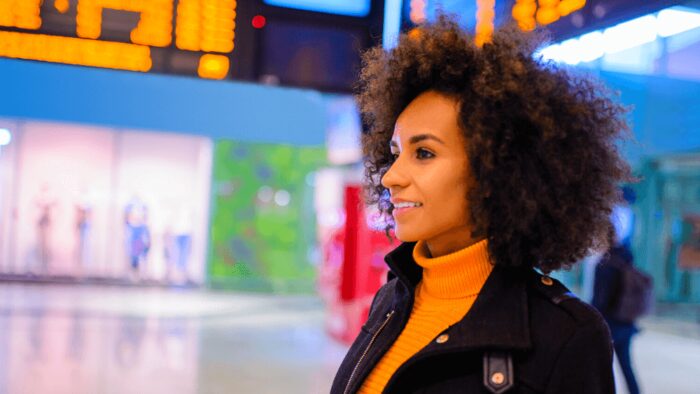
(2, 283), (699, 393)
(0, 283), (347, 394)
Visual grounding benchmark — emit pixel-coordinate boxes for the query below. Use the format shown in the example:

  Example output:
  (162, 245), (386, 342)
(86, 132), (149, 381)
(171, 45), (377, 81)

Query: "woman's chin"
(394, 229), (421, 243)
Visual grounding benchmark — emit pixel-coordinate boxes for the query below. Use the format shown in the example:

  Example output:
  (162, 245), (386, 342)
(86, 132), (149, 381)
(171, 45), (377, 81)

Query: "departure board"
(0, 0), (237, 79)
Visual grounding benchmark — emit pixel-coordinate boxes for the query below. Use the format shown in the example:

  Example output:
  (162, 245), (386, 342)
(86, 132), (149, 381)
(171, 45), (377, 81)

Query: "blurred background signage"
(0, 0), (689, 90)
(0, 0), (237, 79)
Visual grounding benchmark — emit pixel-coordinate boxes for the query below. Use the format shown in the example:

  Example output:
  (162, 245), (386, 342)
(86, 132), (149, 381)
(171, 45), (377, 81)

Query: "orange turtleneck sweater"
(358, 239), (494, 393)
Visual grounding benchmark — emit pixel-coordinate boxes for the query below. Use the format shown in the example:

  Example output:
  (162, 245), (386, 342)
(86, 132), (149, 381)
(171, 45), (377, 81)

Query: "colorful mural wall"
(209, 141), (327, 292)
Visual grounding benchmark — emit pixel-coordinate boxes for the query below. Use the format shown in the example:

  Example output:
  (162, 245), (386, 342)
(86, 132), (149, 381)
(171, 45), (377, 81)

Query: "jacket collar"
(385, 242), (532, 351)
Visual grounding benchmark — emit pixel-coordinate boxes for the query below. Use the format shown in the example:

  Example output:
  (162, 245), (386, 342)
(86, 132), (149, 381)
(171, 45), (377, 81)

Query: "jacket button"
(491, 372), (505, 385)
(436, 334), (449, 344)
(541, 276), (553, 286)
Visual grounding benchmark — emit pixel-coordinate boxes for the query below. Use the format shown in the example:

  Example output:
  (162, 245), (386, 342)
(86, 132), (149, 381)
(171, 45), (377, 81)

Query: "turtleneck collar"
(411, 239), (493, 299)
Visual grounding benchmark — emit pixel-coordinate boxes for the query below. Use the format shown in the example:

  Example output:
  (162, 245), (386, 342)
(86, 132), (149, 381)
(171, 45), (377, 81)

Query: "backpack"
(610, 259), (654, 323)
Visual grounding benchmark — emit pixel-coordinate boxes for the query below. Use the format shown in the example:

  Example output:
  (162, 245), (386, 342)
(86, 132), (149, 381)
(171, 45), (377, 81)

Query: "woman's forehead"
(392, 93), (462, 147)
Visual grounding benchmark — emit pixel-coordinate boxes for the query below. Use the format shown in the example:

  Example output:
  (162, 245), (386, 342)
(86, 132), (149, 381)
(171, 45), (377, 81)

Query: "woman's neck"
(424, 225), (483, 258)
(412, 238), (493, 299)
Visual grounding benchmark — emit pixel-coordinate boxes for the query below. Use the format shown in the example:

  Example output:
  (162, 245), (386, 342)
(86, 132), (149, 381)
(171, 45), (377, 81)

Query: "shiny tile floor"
(0, 283), (698, 394)
(0, 283), (347, 394)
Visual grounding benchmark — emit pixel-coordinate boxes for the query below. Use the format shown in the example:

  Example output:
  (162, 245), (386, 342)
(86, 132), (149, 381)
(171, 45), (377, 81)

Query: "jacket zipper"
(343, 310), (395, 394)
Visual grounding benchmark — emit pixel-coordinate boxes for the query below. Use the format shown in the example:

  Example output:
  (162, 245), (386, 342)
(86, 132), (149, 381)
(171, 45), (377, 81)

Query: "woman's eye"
(416, 148), (434, 159)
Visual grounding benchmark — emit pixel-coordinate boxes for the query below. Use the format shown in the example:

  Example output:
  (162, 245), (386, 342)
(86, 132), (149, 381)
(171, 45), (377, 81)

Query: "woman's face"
(381, 91), (476, 255)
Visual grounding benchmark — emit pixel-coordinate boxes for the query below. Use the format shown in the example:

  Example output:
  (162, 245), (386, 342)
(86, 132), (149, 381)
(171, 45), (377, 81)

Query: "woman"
(331, 16), (631, 394)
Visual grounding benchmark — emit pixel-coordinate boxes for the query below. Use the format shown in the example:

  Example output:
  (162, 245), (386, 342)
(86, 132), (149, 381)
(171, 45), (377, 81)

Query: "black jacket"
(331, 242), (615, 394)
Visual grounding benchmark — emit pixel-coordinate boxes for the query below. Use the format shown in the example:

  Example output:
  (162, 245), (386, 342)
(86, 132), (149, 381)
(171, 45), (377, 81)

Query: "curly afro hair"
(358, 15), (633, 273)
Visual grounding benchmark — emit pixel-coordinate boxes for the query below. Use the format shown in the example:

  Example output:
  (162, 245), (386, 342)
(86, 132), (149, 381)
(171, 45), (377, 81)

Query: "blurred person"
(592, 188), (653, 394)
(34, 183), (57, 274)
(331, 16), (632, 394)
(665, 214), (700, 301)
(75, 199), (93, 270)
(125, 198), (151, 280)
(163, 204), (194, 284)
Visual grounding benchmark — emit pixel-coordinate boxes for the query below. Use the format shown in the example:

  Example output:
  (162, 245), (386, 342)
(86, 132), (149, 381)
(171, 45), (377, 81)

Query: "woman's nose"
(381, 159), (407, 190)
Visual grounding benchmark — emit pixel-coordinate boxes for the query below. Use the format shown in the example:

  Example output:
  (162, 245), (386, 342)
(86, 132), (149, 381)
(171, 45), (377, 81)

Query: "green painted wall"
(208, 141), (327, 293)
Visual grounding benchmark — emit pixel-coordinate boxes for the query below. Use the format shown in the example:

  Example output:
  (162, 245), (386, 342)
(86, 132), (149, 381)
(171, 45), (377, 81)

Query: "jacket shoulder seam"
(528, 275), (603, 326)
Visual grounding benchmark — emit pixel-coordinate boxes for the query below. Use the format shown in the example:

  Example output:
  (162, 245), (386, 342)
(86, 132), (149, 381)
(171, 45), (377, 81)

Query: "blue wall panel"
(0, 59), (327, 146)
(1, 59), (698, 157)
(598, 70), (700, 167)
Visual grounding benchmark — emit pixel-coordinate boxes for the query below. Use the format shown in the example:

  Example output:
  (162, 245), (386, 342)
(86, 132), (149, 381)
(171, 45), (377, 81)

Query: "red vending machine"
(319, 183), (395, 345)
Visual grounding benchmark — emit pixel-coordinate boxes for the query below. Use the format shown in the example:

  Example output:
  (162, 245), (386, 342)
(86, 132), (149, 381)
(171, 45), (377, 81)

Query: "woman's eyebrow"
(409, 133), (445, 145)
(390, 133), (445, 148)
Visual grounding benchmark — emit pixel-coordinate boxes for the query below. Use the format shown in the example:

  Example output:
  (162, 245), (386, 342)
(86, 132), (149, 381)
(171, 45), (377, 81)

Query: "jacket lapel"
(384, 242), (533, 352)
(384, 241), (422, 288)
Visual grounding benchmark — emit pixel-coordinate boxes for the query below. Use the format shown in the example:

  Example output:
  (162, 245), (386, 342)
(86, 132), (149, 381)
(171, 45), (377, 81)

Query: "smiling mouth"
(393, 202), (423, 209)
(392, 202), (423, 216)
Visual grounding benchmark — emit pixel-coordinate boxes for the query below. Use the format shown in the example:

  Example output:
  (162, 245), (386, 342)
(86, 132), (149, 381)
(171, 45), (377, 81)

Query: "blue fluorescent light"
(657, 7), (700, 37)
(263, 0), (371, 17)
(577, 31), (605, 63)
(383, 0), (402, 49)
(537, 43), (562, 63)
(536, 6), (700, 65)
(603, 15), (657, 54)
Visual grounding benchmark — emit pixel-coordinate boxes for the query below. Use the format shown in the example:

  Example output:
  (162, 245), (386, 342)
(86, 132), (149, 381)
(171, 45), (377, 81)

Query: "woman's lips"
(392, 205), (421, 217)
